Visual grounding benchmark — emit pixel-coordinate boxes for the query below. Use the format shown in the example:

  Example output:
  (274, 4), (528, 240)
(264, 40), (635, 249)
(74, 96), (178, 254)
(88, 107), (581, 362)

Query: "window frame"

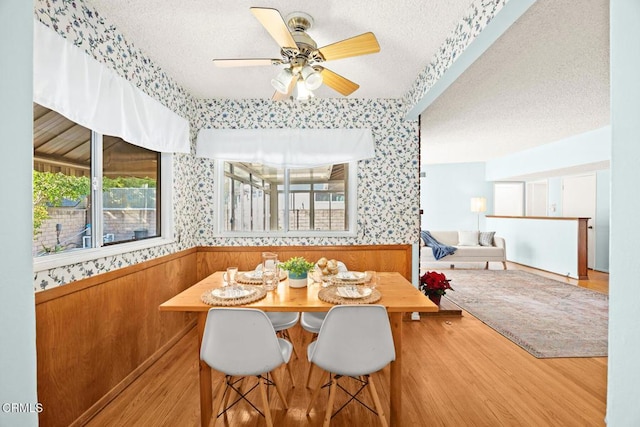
(215, 160), (357, 238)
(33, 139), (174, 273)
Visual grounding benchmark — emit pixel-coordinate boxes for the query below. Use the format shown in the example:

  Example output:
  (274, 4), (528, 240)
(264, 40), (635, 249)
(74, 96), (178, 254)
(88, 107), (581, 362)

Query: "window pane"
(224, 175), (233, 230)
(289, 184), (311, 231)
(222, 161), (348, 234)
(253, 187), (265, 231)
(102, 136), (159, 243)
(224, 162), (282, 232)
(33, 104), (91, 256)
(289, 164), (348, 231)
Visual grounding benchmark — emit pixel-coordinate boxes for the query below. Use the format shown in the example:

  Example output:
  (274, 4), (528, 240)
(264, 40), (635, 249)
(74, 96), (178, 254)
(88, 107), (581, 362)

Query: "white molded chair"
(200, 308), (294, 427)
(306, 305), (396, 427)
(301, 261), (348, 387)
(300, 311), (326, 387)
(266, 311), (300, 362)
(255, 264), (301, 361)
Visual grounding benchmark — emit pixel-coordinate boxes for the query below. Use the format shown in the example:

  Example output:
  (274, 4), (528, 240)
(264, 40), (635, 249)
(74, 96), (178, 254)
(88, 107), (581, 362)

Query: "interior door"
(526, 180), (548, 216)
(562, 174), (596, 269)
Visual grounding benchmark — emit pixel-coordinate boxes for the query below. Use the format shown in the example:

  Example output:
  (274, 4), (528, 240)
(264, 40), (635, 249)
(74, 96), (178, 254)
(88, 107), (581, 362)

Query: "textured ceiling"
(86, 0), (474, 100)
(84, 0), (610, 165)
(420, 0), (610, 164)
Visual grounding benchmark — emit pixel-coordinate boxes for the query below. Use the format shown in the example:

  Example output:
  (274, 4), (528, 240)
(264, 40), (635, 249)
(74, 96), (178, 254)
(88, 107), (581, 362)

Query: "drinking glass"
(224, 267), (238, 290)
(364, 270), (377, 286)
(262, 269), (277, 291)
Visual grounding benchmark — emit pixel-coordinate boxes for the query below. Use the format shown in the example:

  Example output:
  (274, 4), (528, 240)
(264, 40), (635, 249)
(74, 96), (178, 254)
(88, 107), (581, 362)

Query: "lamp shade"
(470, 197), (487, 213)
(301, 65), (323, 90)
(294, 80), (314, 102)
(271, 68), (294, 94)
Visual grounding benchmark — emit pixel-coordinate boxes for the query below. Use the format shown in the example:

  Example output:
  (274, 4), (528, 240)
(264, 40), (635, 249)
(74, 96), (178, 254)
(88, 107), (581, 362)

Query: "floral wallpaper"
(403, 0), (509, 116)
(194, 98), (420, 248)
(33, 0), (199, 290)
(32, 0), (504, 290)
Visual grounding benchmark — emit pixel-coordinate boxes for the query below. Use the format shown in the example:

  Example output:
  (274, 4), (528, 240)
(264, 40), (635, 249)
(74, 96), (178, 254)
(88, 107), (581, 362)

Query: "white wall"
(421, 162), (493, 231)
(607, 1), (640, 424)
(485, 127), (611, 273)
(536, 172), (610, 272)
(547, 177), (563, 216)
(485, 126), (611, 181)
(595, 169), (610, 272)
(0, 1), (39, 426)
(486, 217), (580, 278)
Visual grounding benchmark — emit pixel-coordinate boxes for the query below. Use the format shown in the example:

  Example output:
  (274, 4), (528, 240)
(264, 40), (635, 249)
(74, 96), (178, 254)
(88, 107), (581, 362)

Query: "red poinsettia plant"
(419, 271), (453, 297)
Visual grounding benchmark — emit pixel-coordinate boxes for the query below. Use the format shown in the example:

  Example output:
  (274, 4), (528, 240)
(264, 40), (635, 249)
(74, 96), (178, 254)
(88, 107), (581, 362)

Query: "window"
(220, 161), (356, 235)
(33, 103), (166, 259)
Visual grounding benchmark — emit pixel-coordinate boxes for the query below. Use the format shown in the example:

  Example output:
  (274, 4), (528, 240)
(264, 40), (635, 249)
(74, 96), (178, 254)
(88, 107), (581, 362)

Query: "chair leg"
(271, 370), (289, 409)
(212, 377), (227, 419)
(366, 374), (388, 427)
(285, 361), (296, 387)
(258, 376), (273, 427)
(502, 261), (507, 270)
(323, 375), (338, 427)
(306, 370), (327, 415)
(305, 361), (316, 388)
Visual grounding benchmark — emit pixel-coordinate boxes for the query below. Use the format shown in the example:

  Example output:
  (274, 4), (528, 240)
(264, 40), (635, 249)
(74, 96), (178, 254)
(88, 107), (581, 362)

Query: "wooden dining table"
(159, 271), (438, 427)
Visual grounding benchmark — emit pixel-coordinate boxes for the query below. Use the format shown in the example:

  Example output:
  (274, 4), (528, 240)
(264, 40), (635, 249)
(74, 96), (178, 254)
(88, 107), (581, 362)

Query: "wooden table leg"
(197, 312), (212, 427)
(389, 312), (403, 427)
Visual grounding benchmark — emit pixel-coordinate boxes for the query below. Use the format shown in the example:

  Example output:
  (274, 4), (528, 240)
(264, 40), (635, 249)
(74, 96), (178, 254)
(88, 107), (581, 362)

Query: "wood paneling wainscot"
(196, 245), (413, 282)
(35, 248), (198, 427)
(35, 244), (411, 426)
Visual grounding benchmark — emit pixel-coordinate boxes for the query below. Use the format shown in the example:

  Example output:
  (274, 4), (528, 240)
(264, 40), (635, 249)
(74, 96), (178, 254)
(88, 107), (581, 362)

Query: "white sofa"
(420, 231), (507, 269)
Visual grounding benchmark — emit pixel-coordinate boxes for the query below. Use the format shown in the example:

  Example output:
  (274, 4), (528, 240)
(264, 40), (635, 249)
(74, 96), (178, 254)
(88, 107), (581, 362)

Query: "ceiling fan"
(212, 7), (381, 101)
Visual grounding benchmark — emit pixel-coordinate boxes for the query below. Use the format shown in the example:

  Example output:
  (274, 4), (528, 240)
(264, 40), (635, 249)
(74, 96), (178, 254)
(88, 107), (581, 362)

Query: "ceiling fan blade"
(212, 58), (280, 68)
(250, 7), (297, 49)
(272, 76), (297, 101)
(318, 32), (380, 61)
(318, 67), (359, 96)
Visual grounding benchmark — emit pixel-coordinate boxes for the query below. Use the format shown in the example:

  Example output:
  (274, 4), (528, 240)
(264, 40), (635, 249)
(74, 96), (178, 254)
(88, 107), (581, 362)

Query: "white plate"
(211, 287), (255, 299)
(336, 271), (365, 281)
(245, 270), (263, 279)
(336, 286), (372, 299)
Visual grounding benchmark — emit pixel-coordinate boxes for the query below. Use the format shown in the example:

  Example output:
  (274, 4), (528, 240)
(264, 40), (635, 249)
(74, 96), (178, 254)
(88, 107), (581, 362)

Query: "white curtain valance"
(33, 19), (190, 154)
(196, 128), (375, 168)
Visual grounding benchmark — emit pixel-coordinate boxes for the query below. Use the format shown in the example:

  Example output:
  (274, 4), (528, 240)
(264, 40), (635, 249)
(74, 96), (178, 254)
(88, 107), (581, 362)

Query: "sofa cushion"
(479, 231), (496, 246)
(458, 231), (479, 246)
(454, 246), (504, 257)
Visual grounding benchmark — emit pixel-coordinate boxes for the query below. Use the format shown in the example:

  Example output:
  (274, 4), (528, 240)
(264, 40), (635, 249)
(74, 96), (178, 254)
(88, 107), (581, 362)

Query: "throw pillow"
(479, 231), (496, 246)
(458, 230), (479, 246)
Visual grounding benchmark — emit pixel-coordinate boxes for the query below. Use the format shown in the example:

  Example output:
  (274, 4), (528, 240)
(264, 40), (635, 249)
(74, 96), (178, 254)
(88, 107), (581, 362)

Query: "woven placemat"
(236, 270), (287, 285)
(330, 277), (367, 286)
(201, 285), (266, 306)
(318, 286), (381, 305)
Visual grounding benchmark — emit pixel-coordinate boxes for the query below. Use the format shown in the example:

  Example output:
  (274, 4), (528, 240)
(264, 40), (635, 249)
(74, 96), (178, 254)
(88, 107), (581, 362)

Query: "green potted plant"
(279, 256), (315, 288)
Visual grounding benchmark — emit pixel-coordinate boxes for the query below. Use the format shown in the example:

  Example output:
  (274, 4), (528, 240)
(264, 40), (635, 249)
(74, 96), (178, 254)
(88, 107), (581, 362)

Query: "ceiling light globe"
(301, 65), (323, 90)
(271, 68), (294, 94)
(295, 80), (314, 102)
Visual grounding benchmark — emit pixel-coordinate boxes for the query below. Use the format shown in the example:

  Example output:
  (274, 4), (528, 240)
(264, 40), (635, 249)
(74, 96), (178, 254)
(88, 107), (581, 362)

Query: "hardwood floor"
(85, 265), (608, 427)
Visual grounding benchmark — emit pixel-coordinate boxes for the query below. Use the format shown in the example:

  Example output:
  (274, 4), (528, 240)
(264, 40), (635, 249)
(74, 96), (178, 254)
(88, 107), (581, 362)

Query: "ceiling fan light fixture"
(294, 80), (314, 102)
(301, 65), (323, 90)
(271, 68), (294, 93)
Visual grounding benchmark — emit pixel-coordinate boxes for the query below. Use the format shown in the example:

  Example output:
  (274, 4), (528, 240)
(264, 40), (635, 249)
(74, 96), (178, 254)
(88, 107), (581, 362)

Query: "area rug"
(438, 269), (608, 358)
